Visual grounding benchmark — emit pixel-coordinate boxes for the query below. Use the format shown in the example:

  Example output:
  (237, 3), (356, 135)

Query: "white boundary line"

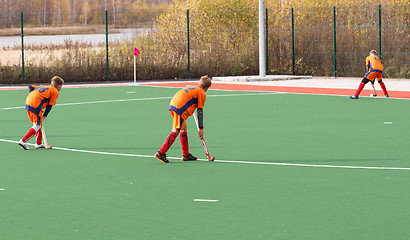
(1, 91), (402, 111)
(194, 199), (219, 202)
(1, 81), (410, 100)
(0, 92), (279, 111)
(1, 86), (409, 171)
(1, 138), (409, 171)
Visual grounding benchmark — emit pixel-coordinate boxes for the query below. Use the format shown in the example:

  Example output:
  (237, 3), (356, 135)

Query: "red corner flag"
(134, 47), (140, 56)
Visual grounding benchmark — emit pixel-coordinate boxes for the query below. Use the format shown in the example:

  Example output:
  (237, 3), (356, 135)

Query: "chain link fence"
(0, 3), (408, 84)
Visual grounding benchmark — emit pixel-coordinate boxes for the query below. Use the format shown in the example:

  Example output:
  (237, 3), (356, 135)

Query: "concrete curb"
(212, 75), (312, 82)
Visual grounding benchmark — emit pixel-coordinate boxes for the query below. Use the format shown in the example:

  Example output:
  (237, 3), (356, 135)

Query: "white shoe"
(18, 140), (30, 150)
(35, 143), (45, 149)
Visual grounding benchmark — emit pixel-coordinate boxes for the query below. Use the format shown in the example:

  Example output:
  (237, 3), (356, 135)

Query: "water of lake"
(0, 28), (145, 48)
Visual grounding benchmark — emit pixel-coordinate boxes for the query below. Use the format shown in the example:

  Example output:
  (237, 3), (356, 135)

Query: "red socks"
(159, 131), (190, 155)
(22, 128), (36, 142)
(180, 132), (189, 156)
(354, 82), (365, 96)
(379, 81), (388, 95)
(36, 130), (43, 145)
(159, 132), (178, 154)
(355, 81), (388, 96)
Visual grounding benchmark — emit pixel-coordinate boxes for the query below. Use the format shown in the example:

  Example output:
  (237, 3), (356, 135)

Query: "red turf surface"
(141, 81), (410, 99)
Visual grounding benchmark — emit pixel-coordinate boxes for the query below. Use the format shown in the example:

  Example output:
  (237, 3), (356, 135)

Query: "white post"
(133, 55), (136, 84)
(259, 0), (266, 77)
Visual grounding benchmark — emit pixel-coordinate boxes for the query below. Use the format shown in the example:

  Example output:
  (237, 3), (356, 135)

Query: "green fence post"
(187, 9), (190, 79)
(378, 4), (382, 61)
(105, 10), (109, 81)
(21, 12), (25, 83)
(265, 8), (269, 75)
(333, 6), (337, 77)
(291, 8), (295, 75)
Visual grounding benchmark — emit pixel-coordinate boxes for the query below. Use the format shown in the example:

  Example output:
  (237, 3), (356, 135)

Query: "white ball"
(370, 94), (374, 97)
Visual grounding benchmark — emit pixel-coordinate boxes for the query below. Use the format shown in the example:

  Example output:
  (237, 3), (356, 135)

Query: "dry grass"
(0, 50), (23, 66)
(0, 25), (107, 36)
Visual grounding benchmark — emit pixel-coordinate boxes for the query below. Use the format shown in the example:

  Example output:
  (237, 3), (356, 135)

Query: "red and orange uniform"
(168, 86), (207, 130)
(25, 85), (59, 125)
(350, 52), (388, 98)
(364, 55), (383, 82)
(155, 75), (212, 162)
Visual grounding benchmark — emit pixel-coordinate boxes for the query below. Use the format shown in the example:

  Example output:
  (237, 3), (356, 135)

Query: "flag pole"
(134, 55), (137, 84)
(132, 47), (140, 85)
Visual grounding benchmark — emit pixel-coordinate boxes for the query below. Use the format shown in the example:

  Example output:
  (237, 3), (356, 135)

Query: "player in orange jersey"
(155, 76), (212, 163)
(18, 76), (64, 150)
(349, 50), (389, 99)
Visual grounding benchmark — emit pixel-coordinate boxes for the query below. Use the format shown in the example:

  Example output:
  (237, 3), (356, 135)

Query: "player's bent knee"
(32, 123), (41, 132)
(361, 78), (370, 84)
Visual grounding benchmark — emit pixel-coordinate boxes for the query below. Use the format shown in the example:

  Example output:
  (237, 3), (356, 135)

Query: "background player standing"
(155, 75), (212, 163)
(349, 50), (389, 99)
(18, 76), (64, 150)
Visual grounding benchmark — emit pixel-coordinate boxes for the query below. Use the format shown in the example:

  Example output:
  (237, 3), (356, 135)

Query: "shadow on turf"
(89, 146), (220, 151)
(88, 147), (159, 151)
(0, 120), (26, 123)
(261, 158), (398, 163)
(1, 136), (22, 139)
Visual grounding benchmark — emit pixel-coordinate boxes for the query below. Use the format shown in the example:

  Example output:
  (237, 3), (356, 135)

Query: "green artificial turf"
(0, 85), (409, 239)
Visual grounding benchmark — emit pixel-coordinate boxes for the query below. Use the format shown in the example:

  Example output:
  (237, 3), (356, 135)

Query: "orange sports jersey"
(169, 86), (206, 119)
(366, 55), (383, 72)
(25, 85), (59, 116)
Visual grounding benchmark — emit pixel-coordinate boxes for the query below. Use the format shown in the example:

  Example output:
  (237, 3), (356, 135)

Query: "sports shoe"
(349, 95), (359, 99)
(181, 153), (197, 161)
(18, 140), (29, 150)
(384, 94), (389, 98)
(35, 143), (45, 149)
(155, 151), (169, 163)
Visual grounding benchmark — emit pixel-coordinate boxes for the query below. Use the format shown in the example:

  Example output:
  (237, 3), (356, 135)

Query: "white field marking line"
(0, 92), (279, 111)
(1, 138), (410, 171)
(0, 189), (5, 191)
(2, 81), (410, 100)
(0, 96), (174, 110)
(194, 199), (219, 202)
(384, 122), (393, 124)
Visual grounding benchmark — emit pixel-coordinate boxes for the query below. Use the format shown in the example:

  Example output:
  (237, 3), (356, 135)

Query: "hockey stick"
(41, 125), (53, 149)
(193, 111), (215, 161)
(371, 83), (377, 97)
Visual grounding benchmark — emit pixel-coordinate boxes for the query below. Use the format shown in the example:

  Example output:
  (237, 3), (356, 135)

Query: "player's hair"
(51, 76), (64, 87)
(370, 50), (378, 56)
(199, 75), (212, 89)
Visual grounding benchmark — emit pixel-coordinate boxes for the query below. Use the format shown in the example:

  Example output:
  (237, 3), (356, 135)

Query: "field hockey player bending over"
(349, 50), (389, 99)
(155, 76), (212, 163)
(18, 76), (64, 150)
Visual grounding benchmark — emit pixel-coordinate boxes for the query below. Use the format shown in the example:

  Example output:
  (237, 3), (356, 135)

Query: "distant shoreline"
(0, 28), (147, 49)
(0, 25), (150, 37)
